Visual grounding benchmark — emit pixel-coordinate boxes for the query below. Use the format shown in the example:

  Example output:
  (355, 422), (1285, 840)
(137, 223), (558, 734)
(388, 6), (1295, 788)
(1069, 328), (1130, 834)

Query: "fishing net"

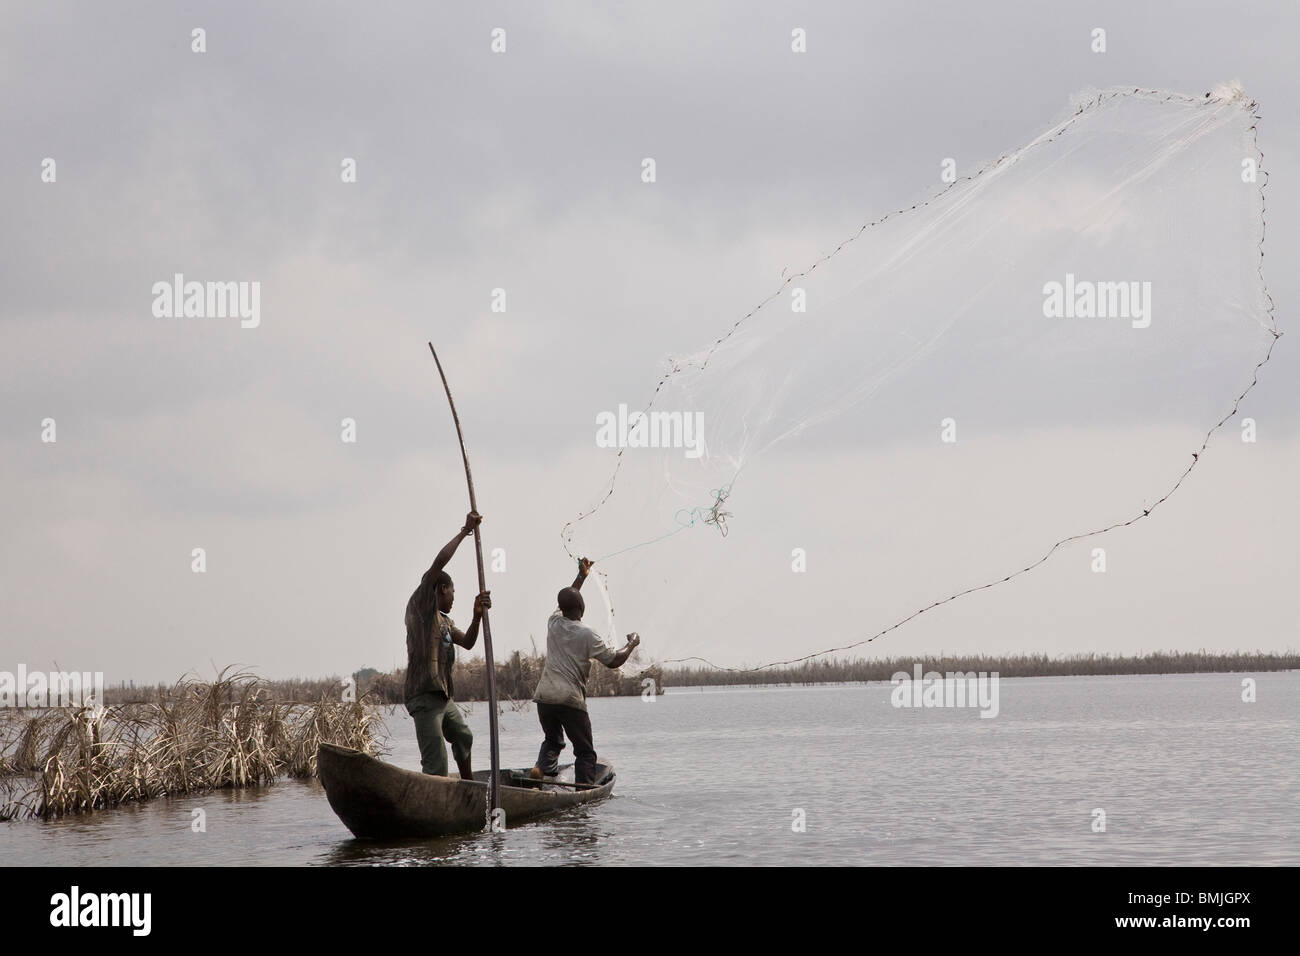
(564, 85), (1277, 669)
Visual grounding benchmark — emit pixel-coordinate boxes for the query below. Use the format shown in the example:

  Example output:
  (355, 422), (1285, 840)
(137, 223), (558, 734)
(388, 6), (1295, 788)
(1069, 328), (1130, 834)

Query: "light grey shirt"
(533, 610), (618, 712)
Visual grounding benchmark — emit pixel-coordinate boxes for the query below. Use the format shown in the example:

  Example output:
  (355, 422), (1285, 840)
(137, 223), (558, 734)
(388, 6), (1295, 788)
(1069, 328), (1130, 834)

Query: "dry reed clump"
(0, 668), (383, 821)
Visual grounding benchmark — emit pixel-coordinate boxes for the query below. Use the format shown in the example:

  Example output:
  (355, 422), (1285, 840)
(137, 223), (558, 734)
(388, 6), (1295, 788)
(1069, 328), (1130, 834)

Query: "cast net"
(563, 84), (1277, 670)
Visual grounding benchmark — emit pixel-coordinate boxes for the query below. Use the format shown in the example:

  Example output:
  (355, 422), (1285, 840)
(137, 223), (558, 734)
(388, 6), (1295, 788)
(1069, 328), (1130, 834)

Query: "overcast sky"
(2, 1), (1297, 684)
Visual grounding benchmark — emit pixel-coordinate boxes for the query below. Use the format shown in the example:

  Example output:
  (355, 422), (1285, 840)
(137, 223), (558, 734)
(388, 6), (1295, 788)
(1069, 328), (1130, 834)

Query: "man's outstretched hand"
(463, 511), (482, 534)
(606, 632), (641, 670)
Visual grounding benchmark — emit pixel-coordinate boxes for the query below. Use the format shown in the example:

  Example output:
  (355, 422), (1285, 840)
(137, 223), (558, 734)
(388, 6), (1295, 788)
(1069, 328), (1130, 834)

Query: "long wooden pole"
(428, 342), (501, 823)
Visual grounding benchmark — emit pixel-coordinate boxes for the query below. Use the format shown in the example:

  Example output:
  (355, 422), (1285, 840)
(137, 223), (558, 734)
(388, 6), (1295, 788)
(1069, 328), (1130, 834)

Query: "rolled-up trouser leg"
(441, 699), (474, 772)
(406, 691), (449, 776)
(535, 703), (567, 776)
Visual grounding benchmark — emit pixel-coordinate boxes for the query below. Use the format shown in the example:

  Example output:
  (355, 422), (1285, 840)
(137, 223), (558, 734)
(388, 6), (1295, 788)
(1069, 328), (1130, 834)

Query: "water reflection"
(317, 803), (612, 866)
(320, 831), (482, 867)
(537, 807), (608, 865)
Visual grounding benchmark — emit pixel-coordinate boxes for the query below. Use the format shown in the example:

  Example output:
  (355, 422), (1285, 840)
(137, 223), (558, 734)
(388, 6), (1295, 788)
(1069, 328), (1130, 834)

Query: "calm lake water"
(4, 673), (1297, 866)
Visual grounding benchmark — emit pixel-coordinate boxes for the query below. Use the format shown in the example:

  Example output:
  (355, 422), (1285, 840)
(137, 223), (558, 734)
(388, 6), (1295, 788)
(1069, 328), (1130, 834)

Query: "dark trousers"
(535, 702), (598, 784)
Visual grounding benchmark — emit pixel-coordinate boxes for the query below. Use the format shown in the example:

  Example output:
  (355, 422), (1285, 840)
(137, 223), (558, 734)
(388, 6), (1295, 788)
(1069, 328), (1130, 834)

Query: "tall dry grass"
(0, 668), (380, 821)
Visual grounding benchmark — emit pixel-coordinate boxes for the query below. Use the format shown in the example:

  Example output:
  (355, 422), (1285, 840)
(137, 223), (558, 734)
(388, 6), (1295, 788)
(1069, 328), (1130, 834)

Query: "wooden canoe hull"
(317, 742), (616, 839)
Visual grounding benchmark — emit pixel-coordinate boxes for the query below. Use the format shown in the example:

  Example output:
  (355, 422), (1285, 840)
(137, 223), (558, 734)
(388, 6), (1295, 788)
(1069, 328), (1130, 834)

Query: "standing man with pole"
(428, 342), (503, 822)
(403, 512), (491, 780)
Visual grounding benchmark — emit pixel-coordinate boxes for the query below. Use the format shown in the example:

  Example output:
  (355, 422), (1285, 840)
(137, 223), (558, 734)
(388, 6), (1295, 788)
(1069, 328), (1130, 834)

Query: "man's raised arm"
(571, 557), (594, 591)
(426, 511), (481, 578)
(410, 511), (482, 614)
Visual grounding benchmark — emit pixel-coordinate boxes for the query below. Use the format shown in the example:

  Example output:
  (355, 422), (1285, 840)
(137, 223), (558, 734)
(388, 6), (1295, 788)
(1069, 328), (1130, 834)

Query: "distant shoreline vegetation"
(94, 650), (1291, 708)
(655, 651), (1300, 689)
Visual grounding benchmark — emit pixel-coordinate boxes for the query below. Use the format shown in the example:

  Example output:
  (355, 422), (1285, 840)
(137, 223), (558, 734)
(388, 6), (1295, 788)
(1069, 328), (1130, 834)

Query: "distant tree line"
(657, 650), (1300, 687)
(357, 651), (663, 705)
(96, 650), (1294, 708)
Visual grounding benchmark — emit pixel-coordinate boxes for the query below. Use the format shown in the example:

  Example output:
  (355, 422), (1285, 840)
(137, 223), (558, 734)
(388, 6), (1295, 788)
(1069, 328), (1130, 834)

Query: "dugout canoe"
(316, 742), (616, 839)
